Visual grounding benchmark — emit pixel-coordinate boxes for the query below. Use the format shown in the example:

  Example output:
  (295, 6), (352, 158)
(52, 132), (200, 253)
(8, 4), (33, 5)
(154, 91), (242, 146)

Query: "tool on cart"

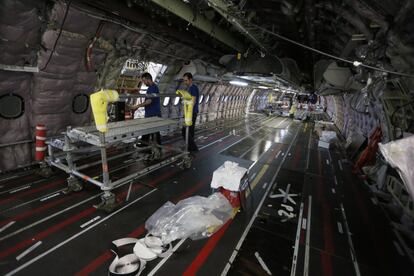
(46, 89), (192, 212)
(90, 89), (120, 132)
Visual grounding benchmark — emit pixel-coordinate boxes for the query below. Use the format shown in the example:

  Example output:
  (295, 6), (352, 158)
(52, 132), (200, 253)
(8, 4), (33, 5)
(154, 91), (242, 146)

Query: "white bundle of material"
(379, 136), (414, 200)
(320, 131), (337, 143)
(210, 161), (248, 191)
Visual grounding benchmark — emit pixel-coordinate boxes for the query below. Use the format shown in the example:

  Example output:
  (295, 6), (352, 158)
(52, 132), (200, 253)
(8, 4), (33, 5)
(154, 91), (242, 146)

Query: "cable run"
(207, 2), (414, 78)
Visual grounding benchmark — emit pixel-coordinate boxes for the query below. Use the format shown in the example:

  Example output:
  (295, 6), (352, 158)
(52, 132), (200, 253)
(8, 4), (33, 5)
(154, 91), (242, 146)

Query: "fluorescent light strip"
(229, 80), (248, 86)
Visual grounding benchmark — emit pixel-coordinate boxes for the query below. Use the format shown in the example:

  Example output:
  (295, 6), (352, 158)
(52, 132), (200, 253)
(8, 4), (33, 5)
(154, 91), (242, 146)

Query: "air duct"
(226, 53), (284, 76)
(149, 0), (246, 52)
(175, 60), (223, 82)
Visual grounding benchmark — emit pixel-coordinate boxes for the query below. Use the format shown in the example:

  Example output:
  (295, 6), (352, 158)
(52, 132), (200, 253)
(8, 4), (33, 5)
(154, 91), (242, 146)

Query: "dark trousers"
(182, 113), (198, 151)
(142, 132), (161, 145)
(142, 115), (161, 145)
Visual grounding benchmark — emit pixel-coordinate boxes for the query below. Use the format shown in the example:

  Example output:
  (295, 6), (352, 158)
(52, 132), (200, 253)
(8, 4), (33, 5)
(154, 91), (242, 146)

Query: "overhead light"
(229, 80), (248, 86)
(274, 88), (279, 91)
(258, 86), (268, 89)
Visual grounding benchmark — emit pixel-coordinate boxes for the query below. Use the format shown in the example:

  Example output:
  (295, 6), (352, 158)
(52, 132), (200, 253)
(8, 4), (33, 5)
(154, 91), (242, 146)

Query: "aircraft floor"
(0, 115), (411, 275)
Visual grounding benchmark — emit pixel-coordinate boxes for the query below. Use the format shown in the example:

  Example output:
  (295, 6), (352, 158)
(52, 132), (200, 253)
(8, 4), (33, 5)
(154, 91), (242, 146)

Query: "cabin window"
(72, 94), (89, 114)
(199, 94), (204, 103)
(0, 93), (24, 119)
(224, 96), (228, 102)
(163, 97), (170, 106)
(205, 95), (210, 103)
(173, 97), (180, 105)
(137, 62), (168, 92)
(217, 95), (221, 102)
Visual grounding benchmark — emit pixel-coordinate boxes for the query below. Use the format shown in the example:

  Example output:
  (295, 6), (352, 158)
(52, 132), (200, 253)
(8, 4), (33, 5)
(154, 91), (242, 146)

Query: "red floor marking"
(75, 180), (207, 275)
(17, 133), (230, 273)
(0, 193), (80, 227)
(0, 179), (64, 206)
(316, 176), (323, 202)
(323, 203), (334, 255)
(0, 174), (39, 188)
(291, 146), (301, 168)
(144, 169), (178, 189)
(320, 251), (333, 276)
(0, 127), (234, 266)
(0, 165), (173, 229)
(300, 229), (305, 245)
(0, 207), (96, 260)
(183, 219), (233, 276)
(74, 226), (146, 276)
(75, 251), (113, 276)
(173, 180), (206, 203)
(348, 174), (369, 223)
(0, 178), (152, 261)
(317, 151), (322, 175)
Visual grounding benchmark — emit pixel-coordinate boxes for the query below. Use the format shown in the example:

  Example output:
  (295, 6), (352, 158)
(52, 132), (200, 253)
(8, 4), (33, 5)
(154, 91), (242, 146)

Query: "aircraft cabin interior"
(0, 0), (413, 275)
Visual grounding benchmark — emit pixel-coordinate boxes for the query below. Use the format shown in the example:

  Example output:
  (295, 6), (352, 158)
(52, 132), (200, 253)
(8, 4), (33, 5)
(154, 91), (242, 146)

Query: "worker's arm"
(127, 99), (152, 110)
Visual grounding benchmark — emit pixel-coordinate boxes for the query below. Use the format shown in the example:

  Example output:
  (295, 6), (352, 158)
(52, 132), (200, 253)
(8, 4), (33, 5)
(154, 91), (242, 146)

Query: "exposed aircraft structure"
(0, 0), (413, 275)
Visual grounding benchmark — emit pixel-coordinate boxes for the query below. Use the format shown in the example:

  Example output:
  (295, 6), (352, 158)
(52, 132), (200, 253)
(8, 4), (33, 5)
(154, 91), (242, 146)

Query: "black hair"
(141, 72), (152, 80)
(183, 72), (193, 79)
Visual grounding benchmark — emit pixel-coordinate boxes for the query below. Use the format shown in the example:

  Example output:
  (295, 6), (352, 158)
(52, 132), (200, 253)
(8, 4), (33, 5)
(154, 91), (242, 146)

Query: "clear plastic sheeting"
(379, 135), (414, 199)
(210, 161), (248, 191)
(320, 131), (337, 143)
(145, 193), (233, 244)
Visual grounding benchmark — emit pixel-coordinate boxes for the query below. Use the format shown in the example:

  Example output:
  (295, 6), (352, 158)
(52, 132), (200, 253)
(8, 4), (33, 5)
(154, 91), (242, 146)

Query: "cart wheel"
(183, 155), (193, 169)
(94, 192), (117, 213)
(63, 176), (83, 194)
(152, 147), (161, 160)
(36, 162), (54, 178)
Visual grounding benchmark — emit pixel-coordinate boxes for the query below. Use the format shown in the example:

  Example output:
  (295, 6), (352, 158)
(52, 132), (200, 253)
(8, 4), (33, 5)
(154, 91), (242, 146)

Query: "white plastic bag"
(145, 193), (233, 244)
(320, 131), (337, 143)
(379, 136), (414, 200)
(211, 161), (248, 191)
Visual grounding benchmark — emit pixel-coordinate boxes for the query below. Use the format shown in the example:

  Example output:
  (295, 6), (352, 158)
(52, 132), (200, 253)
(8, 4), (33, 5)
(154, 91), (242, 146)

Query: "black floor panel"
(0, 116), (412, 276)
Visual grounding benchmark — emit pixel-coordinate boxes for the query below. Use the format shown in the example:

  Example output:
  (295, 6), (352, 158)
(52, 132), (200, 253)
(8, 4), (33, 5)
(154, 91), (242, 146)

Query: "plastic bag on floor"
(320, 131), (337, 143)
(145, 193), (233, 244)
(379, 136), (414, 200)
(211, 161), (248, 191)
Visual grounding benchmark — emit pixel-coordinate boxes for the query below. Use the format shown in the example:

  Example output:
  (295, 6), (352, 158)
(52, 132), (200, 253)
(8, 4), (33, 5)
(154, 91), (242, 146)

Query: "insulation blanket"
(210, 161), (248, 191)
(379, 135), (414, 200)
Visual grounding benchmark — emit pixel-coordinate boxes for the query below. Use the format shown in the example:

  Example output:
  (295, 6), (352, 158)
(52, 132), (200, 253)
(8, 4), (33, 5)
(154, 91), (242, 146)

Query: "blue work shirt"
(145, 84), (161, 117)
(188, 84), (199, 114)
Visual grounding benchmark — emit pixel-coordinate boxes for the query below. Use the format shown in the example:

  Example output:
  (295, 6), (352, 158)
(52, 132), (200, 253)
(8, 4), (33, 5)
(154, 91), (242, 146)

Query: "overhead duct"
(175, 60), (223, 82)
(226, 53), (284, 76)
(314, 60), (331, 89)
(149, 0), (246, 52)
(280, 58), (301, 84)
(323, 62), (353, 88)
(206, 0), (267, 53)
(317, 61), (365, 95)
